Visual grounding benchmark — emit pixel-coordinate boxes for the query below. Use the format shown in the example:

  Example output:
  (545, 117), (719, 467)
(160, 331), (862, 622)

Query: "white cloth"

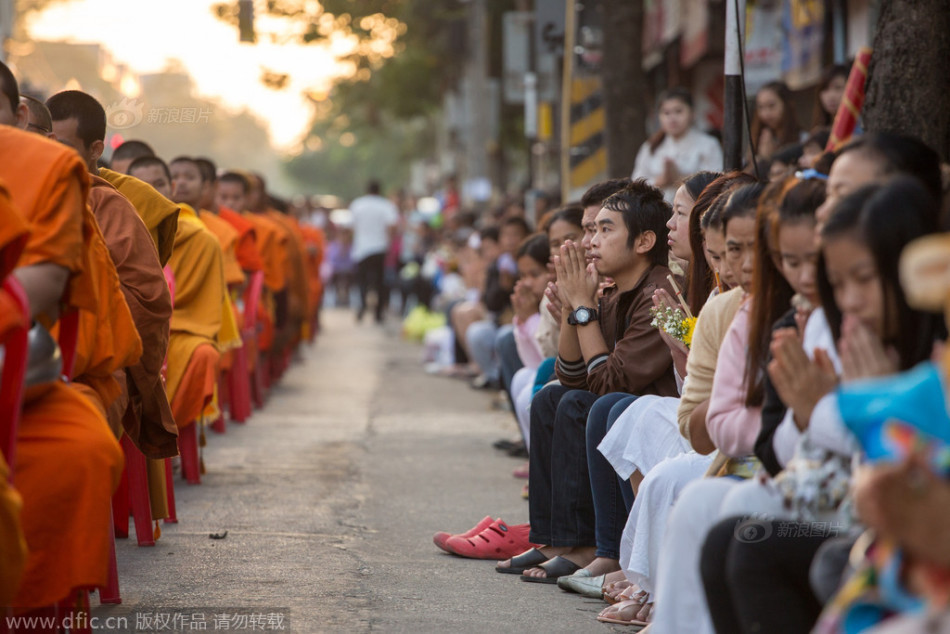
(619, 451), (713, 595)
(631, 128), (724, 202)
(511, 366), (535, 448)
(349, 194), (398, 261)
(650, 477), (739, 634)
(598, 395), (690, 480)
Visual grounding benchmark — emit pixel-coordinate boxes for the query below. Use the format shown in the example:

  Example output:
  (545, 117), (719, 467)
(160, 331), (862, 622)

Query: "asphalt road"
(96, 308), (617, 633)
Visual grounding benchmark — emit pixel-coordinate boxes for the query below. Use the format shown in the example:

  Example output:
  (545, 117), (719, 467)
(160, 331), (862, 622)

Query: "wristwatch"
(567, 306), (599, 326)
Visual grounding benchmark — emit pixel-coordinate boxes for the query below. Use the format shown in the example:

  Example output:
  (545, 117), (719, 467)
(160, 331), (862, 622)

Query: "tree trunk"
(600, 0), (646, 177)
(863, 0), (950, 161)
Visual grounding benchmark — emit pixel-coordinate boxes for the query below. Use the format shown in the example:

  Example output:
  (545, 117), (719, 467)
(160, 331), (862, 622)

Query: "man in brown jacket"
(498, 180), (679, 583)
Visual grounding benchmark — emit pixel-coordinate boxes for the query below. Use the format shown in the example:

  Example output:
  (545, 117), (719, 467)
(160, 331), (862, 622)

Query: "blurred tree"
(600, 0), (646, 178)
(863, 0), (950, 161)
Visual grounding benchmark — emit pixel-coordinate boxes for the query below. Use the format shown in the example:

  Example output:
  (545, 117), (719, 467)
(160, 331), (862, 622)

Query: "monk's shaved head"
(169, 156), (205, 208)
(47, 90), (107, 171)
(129, 155), (173, 199)
(0, 60), (27, 128)
(20, 95), (52, 136)
(216, 171), (249, 212)
(194, 157), (217, 210)
(112, 139), (155, 174)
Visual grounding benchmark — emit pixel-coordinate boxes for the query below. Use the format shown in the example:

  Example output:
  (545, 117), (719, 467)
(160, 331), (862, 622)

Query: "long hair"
(686, 172), (754, 315)
(812, 63), (849, 128)
(750, 81), (801, 154)
(744, 178), (824, 406)
(817, 177), (942, 370)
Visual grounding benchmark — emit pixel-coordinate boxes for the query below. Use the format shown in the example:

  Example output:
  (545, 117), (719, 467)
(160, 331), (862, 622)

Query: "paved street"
(97, 308), (614, 633)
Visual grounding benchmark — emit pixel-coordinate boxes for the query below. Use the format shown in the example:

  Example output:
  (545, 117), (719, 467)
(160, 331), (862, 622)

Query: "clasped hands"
(547, 240), (598, 318)
(768, 314), (897, 431)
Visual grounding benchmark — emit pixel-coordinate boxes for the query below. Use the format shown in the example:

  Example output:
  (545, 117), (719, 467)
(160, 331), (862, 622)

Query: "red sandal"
(444, 519), (538, 559)
(433, 515), (494, 553)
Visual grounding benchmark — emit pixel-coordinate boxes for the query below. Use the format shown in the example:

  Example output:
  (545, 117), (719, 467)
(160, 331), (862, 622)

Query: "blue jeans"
(586, 393), (638, 560)
(494, 326), (522, 396)
(528, 385), (600, 548)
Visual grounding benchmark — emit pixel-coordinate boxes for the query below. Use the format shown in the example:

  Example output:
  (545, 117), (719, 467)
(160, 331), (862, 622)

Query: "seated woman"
(700, 177), (943, 634)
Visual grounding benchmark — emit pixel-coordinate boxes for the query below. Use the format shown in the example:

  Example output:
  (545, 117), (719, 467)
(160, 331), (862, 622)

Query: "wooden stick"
(714, 270), (723, 294)
(667, 274), (693, 319)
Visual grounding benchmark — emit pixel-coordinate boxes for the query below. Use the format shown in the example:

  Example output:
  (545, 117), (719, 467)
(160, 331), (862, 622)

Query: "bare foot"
(582, 556), (621, 577)
(522, 546), (596, 579)
(598, 598), (646, 624)
(495, 544), (564, 570)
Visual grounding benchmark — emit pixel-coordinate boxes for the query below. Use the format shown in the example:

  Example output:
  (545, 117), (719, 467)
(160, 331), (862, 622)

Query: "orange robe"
(0, 127), (124, 609)
(267, 211), (309, 332)
(98, 167), (180, 267)
(88, 176), (172, 452)
(299, 224), (326, 335)
(242, 212), (287, 293)
(200, 210), (245, 287)
(0, 181), (30, 607)
(219, 207), (263, 273)
(166, 204), (226, 429)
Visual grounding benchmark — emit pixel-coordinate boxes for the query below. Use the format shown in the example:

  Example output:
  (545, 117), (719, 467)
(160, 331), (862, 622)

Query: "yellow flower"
(681, 317), (697, 348)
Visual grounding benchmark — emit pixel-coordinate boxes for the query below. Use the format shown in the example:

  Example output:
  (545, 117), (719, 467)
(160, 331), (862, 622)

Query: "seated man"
(498, 180), (679, 582)
(0, 61), (125, 609)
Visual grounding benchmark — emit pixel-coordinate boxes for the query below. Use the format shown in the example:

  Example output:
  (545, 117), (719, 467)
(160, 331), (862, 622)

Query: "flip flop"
(520, 556), (582, 584)
(495, 547), (548, 574)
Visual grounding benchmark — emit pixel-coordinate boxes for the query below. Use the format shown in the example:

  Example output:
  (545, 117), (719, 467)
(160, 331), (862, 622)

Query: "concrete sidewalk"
(96, 308), (615, 633)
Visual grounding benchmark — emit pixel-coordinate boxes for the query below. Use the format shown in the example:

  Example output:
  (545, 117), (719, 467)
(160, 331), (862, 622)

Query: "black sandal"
(519, 556), (581, 584)
(495, 548), (548, 574)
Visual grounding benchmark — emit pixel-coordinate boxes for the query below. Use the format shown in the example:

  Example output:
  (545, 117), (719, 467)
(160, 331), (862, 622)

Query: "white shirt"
(349, 194), (399, 261)
(631, 128), (724, 203)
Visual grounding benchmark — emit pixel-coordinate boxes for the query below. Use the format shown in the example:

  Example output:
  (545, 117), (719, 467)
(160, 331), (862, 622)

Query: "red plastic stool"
(164, 458), (178, 523)
(178, 421), (201, 485)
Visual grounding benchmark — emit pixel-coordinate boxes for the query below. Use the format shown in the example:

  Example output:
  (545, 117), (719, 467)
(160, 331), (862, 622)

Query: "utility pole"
(559, 0), (576, 204)
(723, 0), (746, 171)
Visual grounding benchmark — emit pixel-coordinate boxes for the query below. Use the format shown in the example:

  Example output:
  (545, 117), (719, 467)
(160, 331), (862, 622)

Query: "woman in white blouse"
(631, 87), (723, 203)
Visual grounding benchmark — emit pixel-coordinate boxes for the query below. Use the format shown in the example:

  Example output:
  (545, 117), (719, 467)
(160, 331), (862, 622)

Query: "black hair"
(804, 127), (831, 150)
(195, 157), (217, 182)
(169, 156), (207, 182)
(770, 143), (804, 167)
(128, 155), (172, 183)
(750, 80), (801, 152)
(219, 171), (250, 194)
(479, 225), (500, 243)
(580, 178), (632, 209)
(545, 204), (585, 234)
(721, 182), (767, 233)
(502, 215), (532, 237)
(601, 179), (671, 266)
(818, 177), (941, 370)
(649, 87), (694, 153)
(367, 180), (381, 195)
(112, 140), (155, 163)
(0, 61), (19, 113)
(46, 90), (106, 147)
(836, 132), (942, 218)
(516, 233), (551, 268)
(686, 171), (752, 313)
(682, 171), (721, 203)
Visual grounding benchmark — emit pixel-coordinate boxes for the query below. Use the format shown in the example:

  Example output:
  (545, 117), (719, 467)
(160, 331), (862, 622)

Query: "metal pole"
(559, 0), (576, 204)
(524, 71), (538, 225)
(723, 0), (746, 171)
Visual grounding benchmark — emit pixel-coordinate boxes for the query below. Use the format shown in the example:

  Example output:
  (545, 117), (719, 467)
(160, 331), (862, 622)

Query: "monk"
(110, 139), (156, 175)
(216, 170), (263, 274)
(19, 94), (52, 137)
(194, 158), (245, 288)
(0, 61), (125, 609)
(47, 90), (176, 457)
(0, 181), (31, 607)
(159, 155), (233, 449)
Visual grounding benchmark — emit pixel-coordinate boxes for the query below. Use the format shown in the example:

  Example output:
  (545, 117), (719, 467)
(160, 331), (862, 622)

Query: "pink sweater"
(705, 302), (762, 457)
(513, 313), (544, 369)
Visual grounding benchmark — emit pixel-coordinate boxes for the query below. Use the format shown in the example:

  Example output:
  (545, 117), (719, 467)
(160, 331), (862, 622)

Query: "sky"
(26, 0), (370, 151)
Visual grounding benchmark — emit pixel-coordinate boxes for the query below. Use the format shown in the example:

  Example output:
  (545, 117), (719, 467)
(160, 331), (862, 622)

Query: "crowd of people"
(0, 61), (326, 620)
(426, 68), (950, 633)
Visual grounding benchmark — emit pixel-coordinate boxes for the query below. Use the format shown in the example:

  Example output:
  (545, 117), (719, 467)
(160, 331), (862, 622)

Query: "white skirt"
(619, 451), (714, 595)
(598, 395), (691, 480)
